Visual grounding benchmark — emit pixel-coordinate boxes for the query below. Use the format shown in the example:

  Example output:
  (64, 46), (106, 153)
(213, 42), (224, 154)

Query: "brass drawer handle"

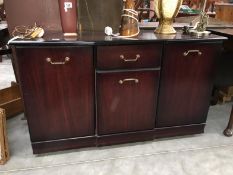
(120, 54), (140, 62)
(119, 78), (139, 84)
(183, 50), (202, 56)
(46, 57), (70, 65)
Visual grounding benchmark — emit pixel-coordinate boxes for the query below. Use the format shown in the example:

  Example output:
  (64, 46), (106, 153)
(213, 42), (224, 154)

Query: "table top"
(209, 29), (233, 38)
(140, 20), (233, 30)
(10, 30), (227, 46)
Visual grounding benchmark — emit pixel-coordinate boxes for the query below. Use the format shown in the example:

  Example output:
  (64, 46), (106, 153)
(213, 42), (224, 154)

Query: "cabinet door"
(97, 71), (159, 135)
(157, 43), (221, 127)
(16, 47), (94, 142)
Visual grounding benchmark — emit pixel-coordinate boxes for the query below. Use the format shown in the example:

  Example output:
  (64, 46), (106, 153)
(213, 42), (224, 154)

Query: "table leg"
(224, 105), (233, 137)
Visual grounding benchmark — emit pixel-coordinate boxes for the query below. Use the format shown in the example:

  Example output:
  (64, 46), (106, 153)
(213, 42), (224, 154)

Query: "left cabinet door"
(15, 47), (95, 142)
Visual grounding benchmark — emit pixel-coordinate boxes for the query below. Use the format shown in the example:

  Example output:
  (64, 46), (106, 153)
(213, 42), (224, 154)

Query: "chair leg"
(224, 105), (233, 137)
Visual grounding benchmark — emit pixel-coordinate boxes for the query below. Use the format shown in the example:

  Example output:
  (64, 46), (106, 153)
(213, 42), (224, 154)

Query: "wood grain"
(97, 44), (162, 70)
(157, 42), (221, 127)
(16, 47), (95, 142)
(97, 70), (159, 135)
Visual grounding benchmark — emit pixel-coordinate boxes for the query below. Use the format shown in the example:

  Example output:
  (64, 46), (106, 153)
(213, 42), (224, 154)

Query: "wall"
(4, 0), (62, 34)
(4, 0), (123, 34)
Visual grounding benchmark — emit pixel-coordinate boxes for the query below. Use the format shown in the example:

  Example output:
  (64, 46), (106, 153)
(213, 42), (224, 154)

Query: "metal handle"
(120, 54), (140, 62)
(183, 50), (202, 56)
(46, 57), (70, 65)
(119, 78), (139, 84)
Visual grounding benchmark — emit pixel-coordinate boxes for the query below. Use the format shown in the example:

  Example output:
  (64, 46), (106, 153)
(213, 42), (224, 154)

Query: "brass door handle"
(183, 50), (202, 56)
(46, 57), (70, 65)
(119, 78), (139, 84)
(120, 54), (140, 62)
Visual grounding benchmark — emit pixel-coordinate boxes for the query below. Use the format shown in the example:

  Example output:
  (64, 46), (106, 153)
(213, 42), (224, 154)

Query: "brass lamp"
(154, 0), (183, 34)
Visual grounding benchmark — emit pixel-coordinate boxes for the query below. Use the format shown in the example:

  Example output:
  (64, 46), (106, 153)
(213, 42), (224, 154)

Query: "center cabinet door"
(16, 47), (94, 142)
(97, 71), (159, 135)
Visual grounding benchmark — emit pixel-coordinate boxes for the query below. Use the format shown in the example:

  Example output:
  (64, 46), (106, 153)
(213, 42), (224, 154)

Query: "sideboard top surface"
(10, 30), (227, 46)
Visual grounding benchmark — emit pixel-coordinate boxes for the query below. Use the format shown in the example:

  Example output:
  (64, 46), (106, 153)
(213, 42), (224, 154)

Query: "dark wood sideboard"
(10, 30), (226, 154)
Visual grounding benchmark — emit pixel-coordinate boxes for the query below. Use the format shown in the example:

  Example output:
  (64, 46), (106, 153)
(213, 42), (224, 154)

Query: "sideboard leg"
(224, 105), (233, 137)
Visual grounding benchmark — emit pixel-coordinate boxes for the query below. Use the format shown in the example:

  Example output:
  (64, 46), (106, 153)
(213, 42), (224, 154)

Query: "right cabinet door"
(157, 42), (221, 127)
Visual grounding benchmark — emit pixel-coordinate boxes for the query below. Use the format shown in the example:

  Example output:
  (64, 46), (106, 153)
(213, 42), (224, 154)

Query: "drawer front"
(97, 44), (162, 70)
(97, 70), (159, 135)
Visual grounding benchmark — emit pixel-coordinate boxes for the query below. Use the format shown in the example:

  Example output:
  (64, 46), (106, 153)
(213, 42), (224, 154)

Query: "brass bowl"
(154, 0), (183, 34)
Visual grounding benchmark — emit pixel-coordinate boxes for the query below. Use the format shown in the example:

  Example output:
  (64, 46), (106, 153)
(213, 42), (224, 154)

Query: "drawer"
(97, 44), (162, 70)
(165, 42), (221, 60)
(96, 70), (159, 135)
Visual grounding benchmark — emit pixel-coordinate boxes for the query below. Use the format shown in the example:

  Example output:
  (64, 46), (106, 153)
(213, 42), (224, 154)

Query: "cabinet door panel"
(97, 71), (159, 135)
(157, 43), (221, 127)
(16, 47), (94, 142)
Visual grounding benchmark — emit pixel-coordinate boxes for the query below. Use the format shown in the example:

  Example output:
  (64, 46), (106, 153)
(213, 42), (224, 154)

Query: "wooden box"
(215, 3), (233, 23)
(0, 108), (9, 165)
(0, 84), (24, 118)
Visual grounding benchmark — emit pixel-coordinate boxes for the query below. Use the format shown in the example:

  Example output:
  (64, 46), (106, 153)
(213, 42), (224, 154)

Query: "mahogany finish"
(97, 44), (162, 70)
(32, 137), (96, 154)
(157, 42), (221, 127)
(16, 47), (95, 142)
(97, 70), (159, 135)
(98, 124), (205, 147)
(11, 30), (226, 154)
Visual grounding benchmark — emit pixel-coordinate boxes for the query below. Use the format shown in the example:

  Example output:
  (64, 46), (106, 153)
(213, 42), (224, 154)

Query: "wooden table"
(210, 29), (233, 136)
(215, 3), (233, 23)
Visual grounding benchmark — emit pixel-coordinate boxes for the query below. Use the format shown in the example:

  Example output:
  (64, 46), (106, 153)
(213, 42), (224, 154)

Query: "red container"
(59, 0), (77, 36)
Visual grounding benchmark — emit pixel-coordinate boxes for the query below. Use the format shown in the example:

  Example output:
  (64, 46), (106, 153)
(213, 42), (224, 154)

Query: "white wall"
(0, 0), (3, 5)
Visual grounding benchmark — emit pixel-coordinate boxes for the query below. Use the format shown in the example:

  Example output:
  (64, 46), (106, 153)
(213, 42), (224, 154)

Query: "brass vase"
(154, 0), (183, 34)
